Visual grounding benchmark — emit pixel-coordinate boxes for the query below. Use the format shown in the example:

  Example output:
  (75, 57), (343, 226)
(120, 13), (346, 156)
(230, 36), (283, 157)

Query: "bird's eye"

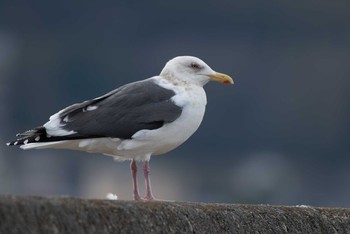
(190, 63), (200, 69)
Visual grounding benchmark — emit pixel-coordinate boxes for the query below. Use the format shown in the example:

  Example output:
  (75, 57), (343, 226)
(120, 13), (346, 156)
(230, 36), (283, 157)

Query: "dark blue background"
(1, 1), (349, 206)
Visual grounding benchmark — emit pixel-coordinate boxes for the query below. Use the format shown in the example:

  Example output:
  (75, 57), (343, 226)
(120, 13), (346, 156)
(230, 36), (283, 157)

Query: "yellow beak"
(208, 72), (234, 84)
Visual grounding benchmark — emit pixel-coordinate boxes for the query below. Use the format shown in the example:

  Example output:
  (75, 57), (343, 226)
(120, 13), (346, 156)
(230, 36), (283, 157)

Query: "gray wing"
(45, 79), (182, 139)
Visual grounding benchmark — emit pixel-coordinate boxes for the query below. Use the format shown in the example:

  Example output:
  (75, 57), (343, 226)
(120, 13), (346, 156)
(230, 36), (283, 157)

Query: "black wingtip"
(8, 126), (48, 147)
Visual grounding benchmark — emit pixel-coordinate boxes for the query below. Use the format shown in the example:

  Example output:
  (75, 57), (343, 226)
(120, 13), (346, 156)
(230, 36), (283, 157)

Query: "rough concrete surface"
(0, 195), (349, 233)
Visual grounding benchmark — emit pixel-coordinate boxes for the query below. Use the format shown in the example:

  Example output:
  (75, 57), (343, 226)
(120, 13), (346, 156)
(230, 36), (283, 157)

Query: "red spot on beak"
(224, 80), (230, 84)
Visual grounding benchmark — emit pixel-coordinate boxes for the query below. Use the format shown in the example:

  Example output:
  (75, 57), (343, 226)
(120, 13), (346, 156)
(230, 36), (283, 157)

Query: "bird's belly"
(118, 102), (206, 156)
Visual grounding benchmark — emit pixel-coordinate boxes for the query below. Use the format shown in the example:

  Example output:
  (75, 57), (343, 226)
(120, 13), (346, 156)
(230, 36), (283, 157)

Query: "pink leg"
(130, 160), (142, 200)
(143, 160), (155, 200)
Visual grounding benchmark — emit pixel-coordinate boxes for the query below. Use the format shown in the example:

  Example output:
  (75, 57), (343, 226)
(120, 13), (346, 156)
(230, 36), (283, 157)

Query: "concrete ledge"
(0, 195), (349, 233)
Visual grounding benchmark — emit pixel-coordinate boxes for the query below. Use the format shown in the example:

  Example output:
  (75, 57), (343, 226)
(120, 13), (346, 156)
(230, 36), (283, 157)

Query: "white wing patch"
(63, 115), (70, 122)
(82, 105), (98, 112)
(86, 105), (98, 111)
(43, 118), (77, 136)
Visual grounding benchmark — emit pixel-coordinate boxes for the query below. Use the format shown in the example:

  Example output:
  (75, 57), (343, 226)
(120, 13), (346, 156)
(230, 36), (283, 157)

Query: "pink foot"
(130, 159), (158, 201)
(143, 160), (156, 200)
(130, 160), (142, 201)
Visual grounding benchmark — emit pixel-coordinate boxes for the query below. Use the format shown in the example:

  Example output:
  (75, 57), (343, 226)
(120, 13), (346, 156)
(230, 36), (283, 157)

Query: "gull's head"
(160, 56), (233, 86)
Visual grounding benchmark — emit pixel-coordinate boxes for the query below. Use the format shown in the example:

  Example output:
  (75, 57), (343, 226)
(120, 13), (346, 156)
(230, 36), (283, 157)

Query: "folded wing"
(8, 79), (182, 146)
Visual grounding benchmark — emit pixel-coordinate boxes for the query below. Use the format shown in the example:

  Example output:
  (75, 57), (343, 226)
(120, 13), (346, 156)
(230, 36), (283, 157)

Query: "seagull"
(7, 56), (233, 200)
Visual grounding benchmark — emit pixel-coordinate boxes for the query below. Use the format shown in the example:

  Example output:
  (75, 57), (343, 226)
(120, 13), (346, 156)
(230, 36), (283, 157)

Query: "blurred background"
(1, 1), (350, 207)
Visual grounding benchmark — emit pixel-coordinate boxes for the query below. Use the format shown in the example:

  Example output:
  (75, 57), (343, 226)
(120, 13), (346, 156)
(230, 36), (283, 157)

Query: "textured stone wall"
(0, 195), (349, 233)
